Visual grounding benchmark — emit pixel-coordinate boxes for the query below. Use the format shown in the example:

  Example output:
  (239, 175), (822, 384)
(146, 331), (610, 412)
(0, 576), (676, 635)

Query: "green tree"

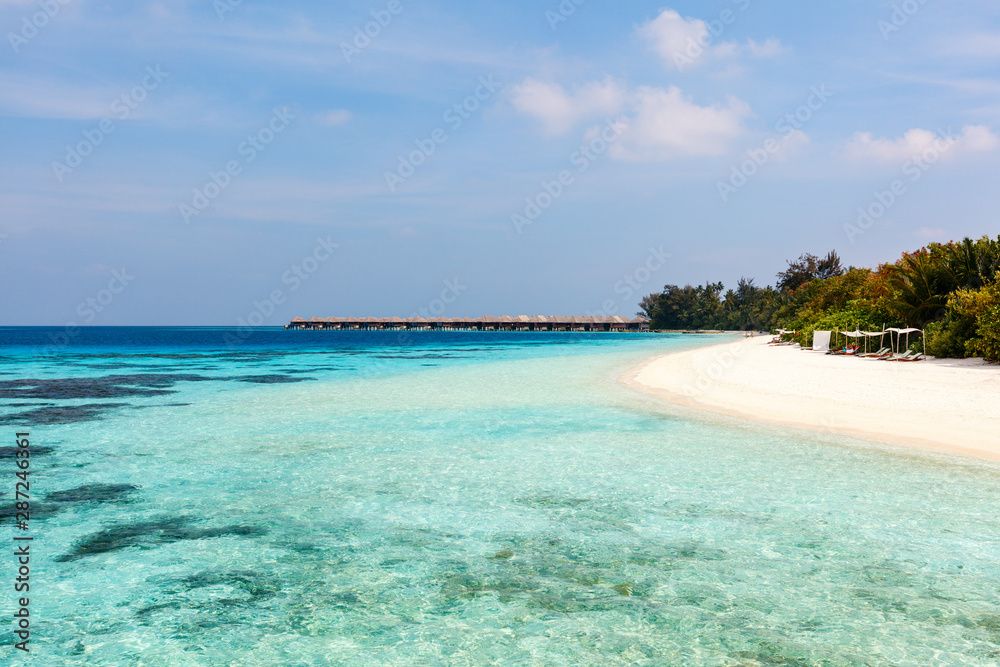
(645, 282), (725, 330)
(638, 237), (999, 354)
(776, 251), (844, 292)
(945, 273), (1000, 362)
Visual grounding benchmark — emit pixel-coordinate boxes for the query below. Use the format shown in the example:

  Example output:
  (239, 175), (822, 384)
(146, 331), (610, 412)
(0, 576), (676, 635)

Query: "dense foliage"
(639, 237), (1000, 362)
(776, 251), (844, 292)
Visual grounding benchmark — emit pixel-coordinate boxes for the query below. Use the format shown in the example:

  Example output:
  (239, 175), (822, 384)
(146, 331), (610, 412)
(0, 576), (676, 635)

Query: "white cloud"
(609, 87), (751, 161)
(637, 9), (786, 71)
(510, 77), (625, 135)
(746, 38), (787, 58)
(774, 129), (810, 161)
(637, 9), (711, 67)
(845, 125), (1000, 163)
(319, 109), (352, 126)
(512, 76), (752, 160)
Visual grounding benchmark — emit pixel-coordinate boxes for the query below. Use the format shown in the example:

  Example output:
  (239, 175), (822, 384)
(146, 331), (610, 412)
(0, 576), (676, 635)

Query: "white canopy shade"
(886, 326), (925, 358)
(812, 330), (832, 352)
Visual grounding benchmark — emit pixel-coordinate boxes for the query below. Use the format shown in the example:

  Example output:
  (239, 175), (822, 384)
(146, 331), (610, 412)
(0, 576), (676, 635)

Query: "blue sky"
(2, 0), (999, 325)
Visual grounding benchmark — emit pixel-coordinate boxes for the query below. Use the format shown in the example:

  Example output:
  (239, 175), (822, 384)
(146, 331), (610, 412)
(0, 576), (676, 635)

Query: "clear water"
(2, 328), (1000, 666)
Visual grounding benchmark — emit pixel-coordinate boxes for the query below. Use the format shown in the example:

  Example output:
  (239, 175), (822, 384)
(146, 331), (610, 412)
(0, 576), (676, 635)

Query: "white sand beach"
(624, 337), (1000, 459)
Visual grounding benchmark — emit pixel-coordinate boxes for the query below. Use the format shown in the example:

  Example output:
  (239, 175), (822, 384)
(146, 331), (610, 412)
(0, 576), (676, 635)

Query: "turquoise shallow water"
(2, 328), (1000, 665)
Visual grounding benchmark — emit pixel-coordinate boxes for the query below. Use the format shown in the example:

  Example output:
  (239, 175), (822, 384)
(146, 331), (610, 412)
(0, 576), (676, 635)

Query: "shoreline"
(621, 336), (1000, 460)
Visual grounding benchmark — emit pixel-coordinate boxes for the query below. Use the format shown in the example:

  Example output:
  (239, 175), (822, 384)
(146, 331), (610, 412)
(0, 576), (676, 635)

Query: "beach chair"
(881, 350), (918, 361)
(858, 347), (890, 358)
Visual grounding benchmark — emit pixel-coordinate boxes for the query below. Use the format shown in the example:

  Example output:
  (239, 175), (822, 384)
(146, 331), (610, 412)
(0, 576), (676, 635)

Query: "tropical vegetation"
(638, 236), (1000, 362)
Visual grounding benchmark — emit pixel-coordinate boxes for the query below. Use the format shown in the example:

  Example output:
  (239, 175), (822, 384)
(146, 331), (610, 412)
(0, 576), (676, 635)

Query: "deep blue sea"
(2, 327), (1000, 666)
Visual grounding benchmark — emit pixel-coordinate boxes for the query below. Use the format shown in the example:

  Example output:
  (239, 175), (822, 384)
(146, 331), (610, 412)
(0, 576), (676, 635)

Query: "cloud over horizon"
(512, 78), (751, 160)
(845, 125), (1000, 163)
(509, 78), (625, 135)
(637, 8), (786, 71)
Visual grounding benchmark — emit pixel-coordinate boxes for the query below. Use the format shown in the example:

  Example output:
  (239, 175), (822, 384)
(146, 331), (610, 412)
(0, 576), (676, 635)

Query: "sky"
(1, 0), (999, 325)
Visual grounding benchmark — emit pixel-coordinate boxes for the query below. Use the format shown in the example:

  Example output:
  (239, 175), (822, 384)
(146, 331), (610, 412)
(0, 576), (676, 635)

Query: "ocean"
(2, 327), (999, 665)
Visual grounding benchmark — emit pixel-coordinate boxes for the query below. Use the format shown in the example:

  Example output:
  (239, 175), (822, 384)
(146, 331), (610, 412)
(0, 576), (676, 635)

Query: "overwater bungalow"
(285, 315), (650, 332)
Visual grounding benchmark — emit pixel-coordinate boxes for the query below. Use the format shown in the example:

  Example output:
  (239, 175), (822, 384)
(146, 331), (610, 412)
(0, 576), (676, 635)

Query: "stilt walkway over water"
(286, 316), (650, 332)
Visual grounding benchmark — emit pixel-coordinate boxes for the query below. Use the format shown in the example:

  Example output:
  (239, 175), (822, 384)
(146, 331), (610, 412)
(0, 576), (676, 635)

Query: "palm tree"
(885, 252), (949, 324)
(944, 237), (1000, 290)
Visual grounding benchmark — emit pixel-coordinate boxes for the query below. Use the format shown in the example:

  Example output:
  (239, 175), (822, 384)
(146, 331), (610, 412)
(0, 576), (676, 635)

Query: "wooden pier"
(286, 315), (650, 332)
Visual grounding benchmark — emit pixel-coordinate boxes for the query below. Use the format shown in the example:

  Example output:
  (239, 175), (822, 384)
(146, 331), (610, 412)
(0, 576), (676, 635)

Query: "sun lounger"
(881, 350), (918, 361)
(858, 347), (890, 358)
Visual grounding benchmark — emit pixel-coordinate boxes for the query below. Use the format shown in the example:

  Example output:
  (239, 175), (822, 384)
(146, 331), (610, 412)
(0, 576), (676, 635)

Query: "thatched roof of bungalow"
(291, 314), (650, 331)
